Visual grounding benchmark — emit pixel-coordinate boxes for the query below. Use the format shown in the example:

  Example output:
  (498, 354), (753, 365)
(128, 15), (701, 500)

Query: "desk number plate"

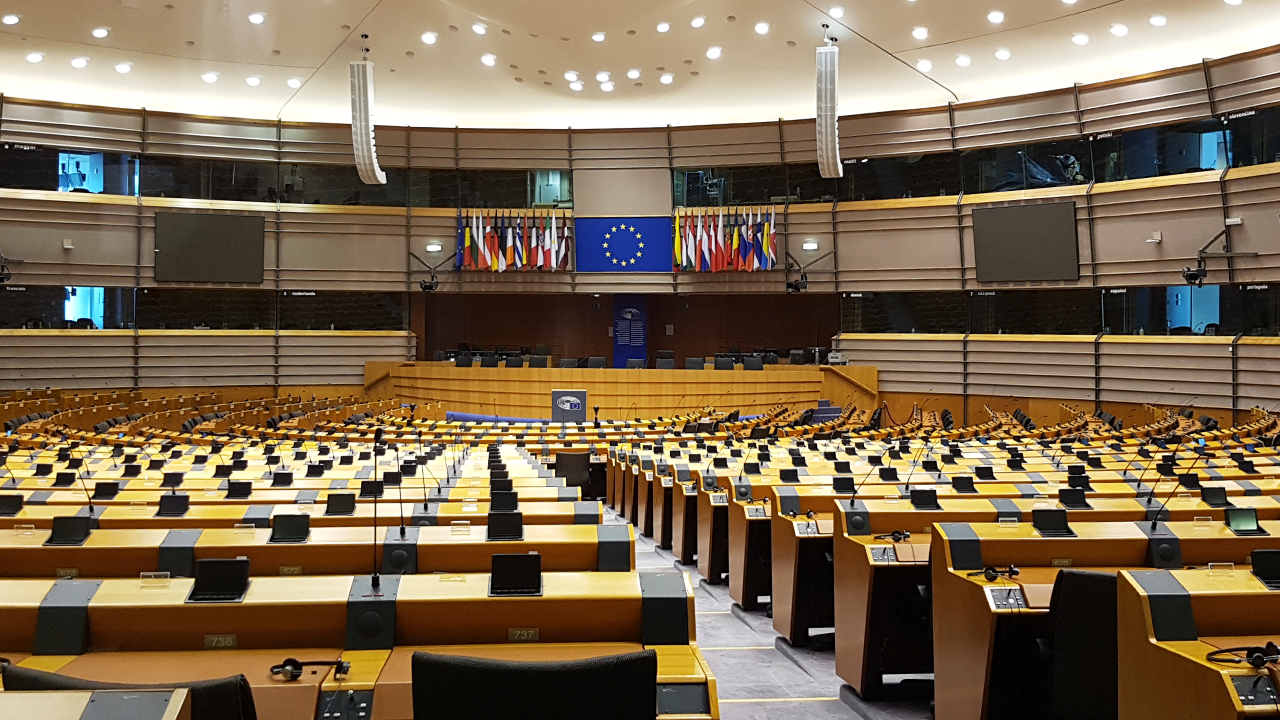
(661, 479), (673, 488)
(508, 628), (540, 642)
(204, 634), (238, 649)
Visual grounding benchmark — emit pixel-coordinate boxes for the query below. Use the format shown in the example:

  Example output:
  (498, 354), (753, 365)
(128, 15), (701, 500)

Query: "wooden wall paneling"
(407, 128), (457, 170)
(780, 120), (816, 165)
(143, 115), (278, 161)
(275, 208), (408, 291)
(1077, 65), (1213, 134)
(835, 198), (963, 291)
(136, 331), (276, 387)
(1206, 48), (1280, 114)
(421, 294), (613, 360)
(568, 129), (671, 171)
(670, 271), (789, 294)
(1222, 167), (1280, 282)
(280, 123), (360, 166)
(964, 335), (1096, 401)
(648, 294), (841, 361)
(1236, 339), (1280, 410)
(136, 201), (280, 289)
(951, 90), (1080, 149)
(456, 130), (570, 170)
(1088, 173), (1227, 287)
(0, 100), (142, 153)
(831, 333), (966, 396)
(1098, 336), (1234, 408)
(838, 107), (952, 159)
(669, 123), (783, 168)
(276, 331), (415, 387)
(0, 191), (141, 287)
(0, 330), (135, 389)
(572, 272), (675, 295)
(786, 204), (836, 292)
(959, 187), (1091, 288)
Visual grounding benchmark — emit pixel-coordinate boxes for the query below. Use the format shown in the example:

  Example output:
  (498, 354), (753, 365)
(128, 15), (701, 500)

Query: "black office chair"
(656, 350), (675, 360)
(684, 358), (705, 370)
(554, 450), (592, 495)
(1044, 570), (1119, 720)
(528, 355), (549, 368)
(656, 358), (677, 370)
(713, 357), (734, 371)
(411, 650), (656, 720)
(559, 358), (577, 368)
(625, 358), (645, 369)
(743, 356), (764, 371)
(504, 356), (524, 368)
(480, 356), (500, 368)
(587, 357), (607, 369)
(454, 354), (473, 368)
(1, 665), (259, 720)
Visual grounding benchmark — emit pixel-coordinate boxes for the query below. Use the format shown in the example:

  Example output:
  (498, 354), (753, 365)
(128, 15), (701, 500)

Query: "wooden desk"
(0, 689), (190, 720)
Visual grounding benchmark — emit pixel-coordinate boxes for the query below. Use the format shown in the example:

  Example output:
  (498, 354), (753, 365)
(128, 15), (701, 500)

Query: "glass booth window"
(457, 170), (530, 208)
(960, 138), (1090, 194)
(1228, 105), (1280, 169)
(0, 144), (59, 191)
(278, 164), (408, 206)
(968, 289), (1101, 335)
(277, 291), (408, 331)
(675, 165), (836, 207)
(135, 288), (275, 330)
(1165, 284), (1221, 335)
(142, 157), (278, 202)
(840, 292), (969, 334)
(532, 170), (572, 207)
(64, 287), (104, 328)
(847, 152), (963, 201)
(1090, 119), (1228, 183)
(0, 286), (132, 329)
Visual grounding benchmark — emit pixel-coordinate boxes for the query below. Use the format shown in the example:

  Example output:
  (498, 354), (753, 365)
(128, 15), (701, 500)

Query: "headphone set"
(968, 565), (1020, 582)
(1207, 642), (1280, 668)
(874, 530), (911, 543)
(271, 658), (351, 682)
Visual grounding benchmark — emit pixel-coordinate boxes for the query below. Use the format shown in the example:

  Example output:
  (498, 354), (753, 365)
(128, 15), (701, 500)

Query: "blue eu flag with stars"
(575, 217), (673, 273)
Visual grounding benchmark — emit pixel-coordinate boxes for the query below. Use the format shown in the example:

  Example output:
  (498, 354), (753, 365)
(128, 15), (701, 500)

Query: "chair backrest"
(479, 356), (500, 368)
(504, 356), (524, 368)
(554, 450), (592, 487)
(625, 358), (645, 369)
(656, 350), (675, 359)
(1048, 569), (1119, 720)
(412, 649), (657, 720)
(684, 358), (705, 370)
(743, 356), (764, 371)
(587, 356), (607, 368)
(559, 358), (577, 368)
(0, 665), (259, 720)
(656, 358), (676, 370)
(454, 355), (473, 368)
(528, 355), (549, 368)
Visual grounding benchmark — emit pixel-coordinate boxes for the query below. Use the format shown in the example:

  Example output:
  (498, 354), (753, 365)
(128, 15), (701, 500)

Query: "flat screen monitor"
(972, 201), (1079, 283)
(489, 552), (542, 597)
(154, 212), (265, 284)
(187, 558), (251, 603)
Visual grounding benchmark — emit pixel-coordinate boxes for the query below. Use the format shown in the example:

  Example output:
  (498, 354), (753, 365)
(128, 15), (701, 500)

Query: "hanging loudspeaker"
(350, 61), (388, 185)
(815, 44), (842, 179)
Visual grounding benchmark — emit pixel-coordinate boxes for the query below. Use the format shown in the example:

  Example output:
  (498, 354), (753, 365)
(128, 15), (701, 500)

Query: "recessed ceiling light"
(912, 26), (928, 40)
(691, 16), (705, 28)
(1149, 15), (1167, 26)
(201, 71), (219, 83)
(591, 32), (605, 42)
(70, 57), (89, 68)
(995, 48), (1011, 60)
(569, 81), (583, 91)
(706, 46), (721, 59)
(421, 31), (437, 44)
(481, 53), (496, 66)
(25, 52), (42, 63)
(916, 58), (932, 72)
(1224, 0), (1242, 5)
(829, 6), (845, 18)
(660, 72), (674, 84)
(115, 62), (132, 73)
(1072, 32), (1089, 45)
(287, 77), (303, 88)
(1110, 23), (1129, 36)
(247, 12), (265, 24)
(472, 22), (487, 34)
(754, 21), (769, 34)
(955, 53), (971, 67)
(627, 68), (640, 79)
(245, 76), (261, 86)
(1061, 0), (1077, 4)
(92, 27), (110, 38)
(601, 81), (614, 91)
(987, 10), (1004, 23)
(564, 70), (578, 81)
(595, 70), (610, 82)
(1, 14), (18, 25)
(656, 22), (670, 32)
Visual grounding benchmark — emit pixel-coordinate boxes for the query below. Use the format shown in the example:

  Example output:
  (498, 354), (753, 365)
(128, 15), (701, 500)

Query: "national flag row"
(673, 207), (779, 273)
(455, 210), (572, 272)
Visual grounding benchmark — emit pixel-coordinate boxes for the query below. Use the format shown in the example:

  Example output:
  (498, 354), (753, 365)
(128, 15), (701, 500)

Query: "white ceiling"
(0, 0), (1277, 130)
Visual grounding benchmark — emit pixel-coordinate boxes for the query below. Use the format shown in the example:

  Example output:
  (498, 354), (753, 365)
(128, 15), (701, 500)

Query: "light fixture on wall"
(801, 240), (819, 251)
(425, 242), (443, 252)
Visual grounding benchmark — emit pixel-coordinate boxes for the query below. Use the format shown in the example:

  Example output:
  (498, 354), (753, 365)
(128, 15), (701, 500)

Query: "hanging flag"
(766, 206), (778, 270)
(455, 211), (466, 271)
(672, 209), (683, 271)
(575, 216), (674, 272)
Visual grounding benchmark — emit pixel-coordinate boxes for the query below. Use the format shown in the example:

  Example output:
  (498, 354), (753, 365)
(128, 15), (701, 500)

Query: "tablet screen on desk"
(1227, 508), (1267, 536)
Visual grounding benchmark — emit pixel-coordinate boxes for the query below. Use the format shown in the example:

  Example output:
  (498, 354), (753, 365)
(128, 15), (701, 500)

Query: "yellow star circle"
(600, 222), (646, 268)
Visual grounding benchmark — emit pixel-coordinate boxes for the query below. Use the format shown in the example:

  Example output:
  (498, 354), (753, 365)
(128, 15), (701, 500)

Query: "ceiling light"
(987, 10), (1004, 23)
(287, 77), (303, 88)
(472, 22), (487, 34)
(916, 58), (932, 72)
(201, 71), (219, 83)
(706, 46), (721, 59)
(754, 22), (769, 34)
(956, 54), (971, 67)
(564, 70), (578, 81)
(114, 62), (132, 73)
(656, 22), (670, 33)
(995, 48), (1011, 60)
(1224, 0), (1242, 5)
(591, 32), (605, 42)
(425, 242), (443, 252)
(595, 70), (610, 82)
(1, 14), (18, 25)
(691, 16), (705, 28)
(601, 81), (614, 91)
(829, 6), (845, 18)
(421, 31), (437, 44)
(481, 53), (496, 66)
(245, 76), (261, 86)
(660, 73), (674, 84)
(569, 81), (583, 91)
(70, 57), (89, 69)
(1149, 15), (1167, 26)
(912, 26), (928, 40)
(1110, 23), (1128, 36)
(1061, 0), (1077, 4)
(627, 68), (640, 79)
(25, 52), (42, 63)
(92, 27), (110, 38)
(1072, 32), (1089, 45)
(247, 12), (265, 24)
(801, 240), (819, 251)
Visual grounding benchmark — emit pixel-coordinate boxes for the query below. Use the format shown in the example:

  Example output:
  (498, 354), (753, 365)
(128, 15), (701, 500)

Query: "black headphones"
(874, 530), (911, 543)
(968, 565), (1020, 582)
(1207, 642), (1280, 668)
(271, 658), (351, 682)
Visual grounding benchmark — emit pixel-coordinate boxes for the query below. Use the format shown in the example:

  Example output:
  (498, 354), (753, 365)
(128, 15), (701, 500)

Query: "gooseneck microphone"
(1149, 440), (1212, 531)
(371, 426), (384, 589)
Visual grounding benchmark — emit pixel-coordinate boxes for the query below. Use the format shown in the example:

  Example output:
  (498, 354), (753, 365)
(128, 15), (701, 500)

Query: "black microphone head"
(373, 427), (384, 444)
